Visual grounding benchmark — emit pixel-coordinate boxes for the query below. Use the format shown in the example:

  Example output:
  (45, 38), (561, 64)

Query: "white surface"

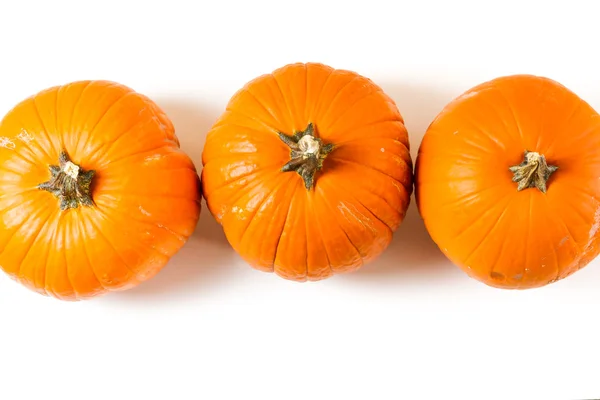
(1, 1), (599, 399)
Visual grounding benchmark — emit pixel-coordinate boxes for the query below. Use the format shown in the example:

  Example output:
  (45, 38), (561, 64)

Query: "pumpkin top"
(0, 80), (201, 300)
(201, 62), (413, 281)
(415, 74), (600, 289)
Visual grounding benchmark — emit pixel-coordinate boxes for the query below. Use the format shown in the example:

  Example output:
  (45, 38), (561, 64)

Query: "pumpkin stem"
(279, 123), (333, 190)
(38, 150), (95, 210)
(509, 150), (558, 193)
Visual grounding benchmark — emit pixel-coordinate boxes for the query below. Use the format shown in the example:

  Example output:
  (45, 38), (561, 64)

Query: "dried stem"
(39, 151), (95, 210)
(279, 123), (333, 190)
(509, 150), (558, 193)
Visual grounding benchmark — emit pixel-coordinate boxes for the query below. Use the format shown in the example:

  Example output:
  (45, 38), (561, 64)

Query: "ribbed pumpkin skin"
(0, 81), (201, 300)
(415, 74), (600, 289)
(202, 62), (413, 281)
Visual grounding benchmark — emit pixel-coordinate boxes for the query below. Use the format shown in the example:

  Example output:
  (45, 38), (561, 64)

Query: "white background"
(1, 1), (599, 399)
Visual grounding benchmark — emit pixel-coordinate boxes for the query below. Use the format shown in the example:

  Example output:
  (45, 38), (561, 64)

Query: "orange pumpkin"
(202, 62), (413, 281)
(415, 74), (600, 289)
(0, 81), (201, 300)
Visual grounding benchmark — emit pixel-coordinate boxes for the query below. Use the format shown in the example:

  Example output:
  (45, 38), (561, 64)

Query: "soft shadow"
(155, 98), (218, 174)
(340, 82), (464, 284)
(154, 98), (227, 244)
(107, 99), (239, 301)
(381, 81), (460, 161)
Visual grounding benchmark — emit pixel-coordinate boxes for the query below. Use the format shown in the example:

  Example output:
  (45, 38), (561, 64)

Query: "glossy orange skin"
(415, 74), (600, 289)
(202, 62), (412, 281)
(0, 81), (201, 300)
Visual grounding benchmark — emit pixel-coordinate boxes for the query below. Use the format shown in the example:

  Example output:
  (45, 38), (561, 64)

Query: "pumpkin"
(201, 62), (413, 281)
(415, 74), (600, 289)
(0, 80), (201, 300)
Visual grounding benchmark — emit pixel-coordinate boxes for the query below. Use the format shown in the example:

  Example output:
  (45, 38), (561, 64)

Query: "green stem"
(509, 150), (558, 193)
(38, 151), (95, 210)
(278, 123), (333, 190)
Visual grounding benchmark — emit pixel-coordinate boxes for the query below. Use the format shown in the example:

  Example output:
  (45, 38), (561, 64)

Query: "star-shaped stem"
(278, 123), (334, 190)
(38, 151), (96, 210)
(509, 150), (558, 193)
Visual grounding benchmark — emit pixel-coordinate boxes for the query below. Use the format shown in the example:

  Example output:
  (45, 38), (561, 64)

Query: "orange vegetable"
(202, 62), (413, 281)
(0, 81), (201, 300)
(415, 74), (600, 289)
